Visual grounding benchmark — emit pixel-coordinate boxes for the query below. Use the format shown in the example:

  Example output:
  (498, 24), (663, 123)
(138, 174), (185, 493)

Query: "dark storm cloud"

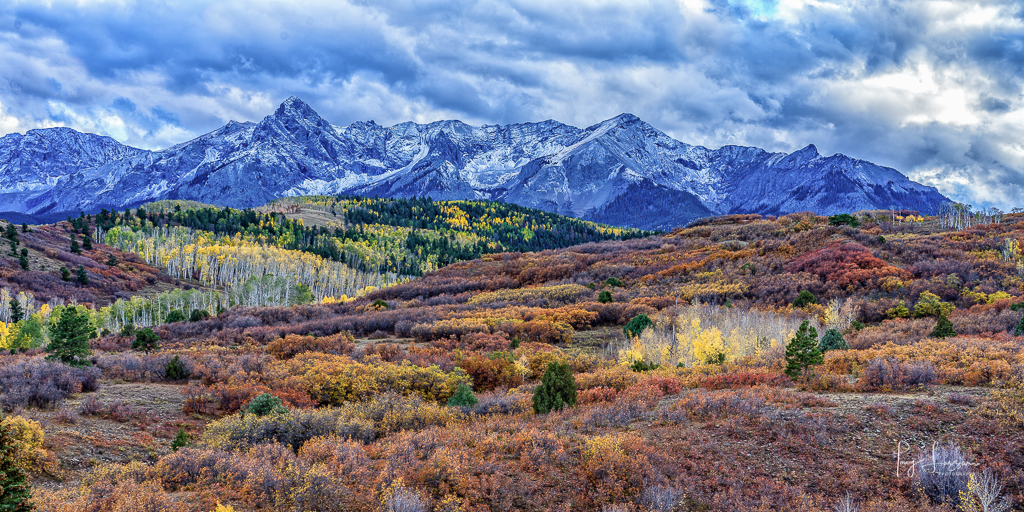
(0, 0), (1022, 208)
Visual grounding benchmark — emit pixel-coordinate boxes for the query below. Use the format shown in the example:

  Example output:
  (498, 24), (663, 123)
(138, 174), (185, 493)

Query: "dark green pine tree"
(69, 237), (80, 255)
(8, 300), (23, 323)
(792, 290), (818, 308)
(59, 267), (70, 282)
(3, 223), (18, 243)
(0, 414), (34, 512)
(818, 328), (849, 352)
(623, 313), (653, 339)
(930, 311), (957, 338)
(76, 266), (88, 286)
(170, 428), (190, 452)
(46, 306), (95, 367)
(785, 321), (823, 379)
(81, 235), (92, 251)
(1015, 315), (1024, 337)
(532, 361), (577, 414)
(447, 383), (478, 408)
(132, 328), (160, 352)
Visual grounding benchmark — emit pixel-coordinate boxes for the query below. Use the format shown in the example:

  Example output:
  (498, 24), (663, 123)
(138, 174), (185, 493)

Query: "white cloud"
(0, 0), (1021, 208)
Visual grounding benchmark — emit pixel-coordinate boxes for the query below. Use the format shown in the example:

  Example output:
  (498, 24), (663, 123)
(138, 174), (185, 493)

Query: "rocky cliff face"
(2, 97), (950, 229)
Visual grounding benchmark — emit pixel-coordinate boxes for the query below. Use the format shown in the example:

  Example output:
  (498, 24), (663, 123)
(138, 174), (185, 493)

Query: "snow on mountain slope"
(2, 97), (950, 229)
(0, 127), (144, 212)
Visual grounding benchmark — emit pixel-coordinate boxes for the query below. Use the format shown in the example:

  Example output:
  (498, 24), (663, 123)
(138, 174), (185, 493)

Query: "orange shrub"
(457, 353), (524, 392)
(578, 386), (618, 405)
(266, 332), (354, 359)
(700, 371), (790, 390)
(575, 366), (643, 391)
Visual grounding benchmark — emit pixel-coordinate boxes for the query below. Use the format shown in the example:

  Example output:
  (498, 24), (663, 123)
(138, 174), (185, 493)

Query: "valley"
(0, 203), (1022, 511)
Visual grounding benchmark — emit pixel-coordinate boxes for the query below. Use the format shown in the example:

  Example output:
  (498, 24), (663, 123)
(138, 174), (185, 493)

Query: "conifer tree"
(59, 267), (70, 282)
(165, 355), (190, 381)
(119, 322), (136, 338)
(792, 290), (817, 308)
(69, 237), (80, 255)
(8, 300), (23, 323)
(171, 428), (190, 452)
(3, 223), (18, 244)
(1015, 315), (1024, 337)
(818, 328), (849, 352)
(931, 311), (957, 338)
(164, 310), (186, 323)
(46, 306), (95, 367)
(447, 383), (478, 408)
(532, 361), (577, 414)
(76, 266), (88, 286)
(132, 328), (160, 352)
(81, 235), (92, 251)
(785, 321), (822, 379)
(623, 313), (653, 339)
(0, 414), (34, 511)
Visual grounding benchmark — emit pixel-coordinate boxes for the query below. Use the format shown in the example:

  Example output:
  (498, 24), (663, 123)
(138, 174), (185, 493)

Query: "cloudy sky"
(1, 0), (1022, 209)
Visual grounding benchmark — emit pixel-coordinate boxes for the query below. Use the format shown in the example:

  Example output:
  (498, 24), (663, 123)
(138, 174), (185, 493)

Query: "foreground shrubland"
(3, 210), (1024, 511)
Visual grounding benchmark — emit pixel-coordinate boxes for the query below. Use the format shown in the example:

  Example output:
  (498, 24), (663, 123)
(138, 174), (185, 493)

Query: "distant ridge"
(0, 97), (950, 229)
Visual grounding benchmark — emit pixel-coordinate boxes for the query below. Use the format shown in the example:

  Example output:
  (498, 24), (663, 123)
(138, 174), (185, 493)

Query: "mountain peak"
(797, 144), (818, 157)
(6, 99), (950, 228)
(274, 96), (324, 122)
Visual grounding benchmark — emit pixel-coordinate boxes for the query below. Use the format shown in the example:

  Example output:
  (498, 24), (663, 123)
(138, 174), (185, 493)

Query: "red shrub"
(700, 371), (790, 390)
(786, 242), (913, 288)
(578, 386), (618, 405)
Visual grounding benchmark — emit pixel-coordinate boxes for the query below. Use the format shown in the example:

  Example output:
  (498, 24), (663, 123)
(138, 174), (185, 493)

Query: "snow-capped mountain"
(2, 97), (949, 230)
(0, 127), (144, 214)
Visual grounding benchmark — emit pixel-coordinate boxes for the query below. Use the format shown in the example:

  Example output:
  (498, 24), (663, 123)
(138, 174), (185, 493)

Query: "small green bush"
(629, 360), (660, 372)
(704, 351), (726, 365)
(171, 428), (190, 452)
(189, 309), (210, 322)
(828, 214), (861, 227)
(604, 277), (623, 288)
(164, 310), (186, 323)
(166, 355), (190, 381)
(532, 361), (576, 414)
(132, 328), (160, 352)
(818, 328), (849, 352)
(76, 265), (88, 285)
(598, 291), (613, 304)
(119, 322), (136, 338)
(447, 383), (478, 408)
(246, 393), (289, 417)
(792, 290), (817, 308)
(371, 299), (390, 310)
(931, 312), (956, 339)
(623, 313), (653, 339)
